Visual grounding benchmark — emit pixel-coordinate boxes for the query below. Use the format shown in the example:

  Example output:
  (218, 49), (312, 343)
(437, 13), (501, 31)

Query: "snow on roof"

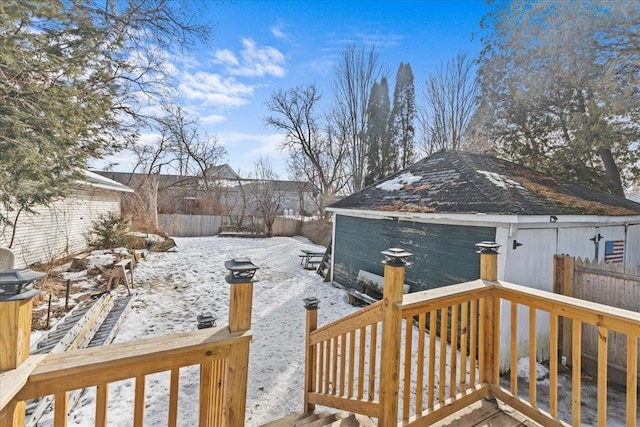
(376, 172), (422, 191)
(82, 170), (134, 193)
(477, 170), (524, 190)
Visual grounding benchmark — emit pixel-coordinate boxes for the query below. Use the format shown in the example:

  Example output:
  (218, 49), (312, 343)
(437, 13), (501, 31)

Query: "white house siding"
(1, 187), (121, 268)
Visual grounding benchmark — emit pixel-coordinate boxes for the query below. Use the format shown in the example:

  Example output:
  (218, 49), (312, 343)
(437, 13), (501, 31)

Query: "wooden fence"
(555, 255), (640, 387)
(159, 214), (222, 237)
(159, 214), (301, 238)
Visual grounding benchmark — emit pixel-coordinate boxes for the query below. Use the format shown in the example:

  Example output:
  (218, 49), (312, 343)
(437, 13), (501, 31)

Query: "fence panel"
(565, 257), (640, 387)
(158, 214), (222, 237)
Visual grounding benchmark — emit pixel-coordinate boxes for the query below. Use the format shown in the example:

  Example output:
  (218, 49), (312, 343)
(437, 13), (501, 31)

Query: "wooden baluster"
(304, 298), (319, 412)
(318, 341), (325, 394)
(325, 339), (331, 394)
(416, 313), (426, 413)
(134, 375), (145, 427)
(332, 336), (338, 395)
(510, 302), (518, 396)
(96, 383), (108, 427)
(358, 326), (366, 400)
(597, 326), (608, 427)
(348, 330), (355, 398)
(450, 304), (458, 398)
(168, 368), (180, 427)
(627, 334), (638, 427)
(529, 308), (537, 406)
(54, 392), (68, 427)
(469, 300), (477, 388)
(368, 322), (378, 400)
(439, 307), (448, 403)
(403, 316), (413, 420)
(572, 321), (582, 426)
(549, 314), (558, 417)
(428, 310), (437, 409)
(460, 303), (468, 392)
(340, 333), (347, 396)
(378, 248), (409, 427)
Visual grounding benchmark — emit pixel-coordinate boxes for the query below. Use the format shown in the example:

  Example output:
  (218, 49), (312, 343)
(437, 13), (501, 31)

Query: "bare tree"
(332, 43), (383, 192)
(265, 85), (347, 212)
(250, 158), (285, 237)
(160, 105), (227, 196)
(418, 53), (478, 156)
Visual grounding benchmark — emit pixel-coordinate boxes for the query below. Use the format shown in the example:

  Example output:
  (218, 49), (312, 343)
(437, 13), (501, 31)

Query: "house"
(0, 171), (133, 268)
(95, 165), (317, 218)
(326, 151), (640, 366)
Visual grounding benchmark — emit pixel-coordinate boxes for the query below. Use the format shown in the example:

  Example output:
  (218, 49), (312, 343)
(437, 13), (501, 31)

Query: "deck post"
(0, 287), (41, 427)
(303, 297), (320, 413)
(378, 248), (411, 427)
(476, 242), (500, 397)
(220, 259), (258, 427)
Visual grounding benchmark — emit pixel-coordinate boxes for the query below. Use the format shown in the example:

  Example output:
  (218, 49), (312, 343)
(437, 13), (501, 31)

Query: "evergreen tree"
(388, 63), (416, 173)
(364, 78), (390, 186)
(0, 1), (210, 231)
(475, 0), (640, 195)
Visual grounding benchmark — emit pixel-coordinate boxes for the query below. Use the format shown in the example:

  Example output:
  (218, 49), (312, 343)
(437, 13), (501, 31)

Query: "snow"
(36, 236), (629, 427)
(66, 236), (358, 426)
(477, 170), (524, 190)
(376, 172), (422, 191)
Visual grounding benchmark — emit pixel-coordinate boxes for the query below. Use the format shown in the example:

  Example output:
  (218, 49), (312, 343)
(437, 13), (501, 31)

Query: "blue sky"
(94, 0), (489, 177)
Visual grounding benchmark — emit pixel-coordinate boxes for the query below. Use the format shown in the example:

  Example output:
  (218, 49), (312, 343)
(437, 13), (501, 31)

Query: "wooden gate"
(554, 255), (640, 386)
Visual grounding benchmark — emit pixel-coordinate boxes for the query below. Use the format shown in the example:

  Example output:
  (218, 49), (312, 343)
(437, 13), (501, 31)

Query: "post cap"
(381, 248), (412, 266)
(0, 269), (44, 301)
(303, 296), (320, 310)
(224, 258), (259, 284)
(475, 241), (501, 254)
(196, 313), (217, 329)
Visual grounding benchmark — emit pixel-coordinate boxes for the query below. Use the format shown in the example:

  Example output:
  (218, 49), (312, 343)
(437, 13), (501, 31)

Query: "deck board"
(432, 399), (541, 427)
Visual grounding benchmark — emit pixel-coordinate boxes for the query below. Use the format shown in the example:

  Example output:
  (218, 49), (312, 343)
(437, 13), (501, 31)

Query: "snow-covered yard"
(45, 235), (631, 426)
(68, 236), (358, 426)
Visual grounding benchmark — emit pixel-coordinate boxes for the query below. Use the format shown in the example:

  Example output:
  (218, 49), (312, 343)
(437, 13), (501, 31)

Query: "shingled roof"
(329, 151), (640, 216)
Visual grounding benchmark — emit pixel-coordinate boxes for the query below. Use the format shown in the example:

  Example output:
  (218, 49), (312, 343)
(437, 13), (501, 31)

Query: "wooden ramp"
(431, 399), (540, 427)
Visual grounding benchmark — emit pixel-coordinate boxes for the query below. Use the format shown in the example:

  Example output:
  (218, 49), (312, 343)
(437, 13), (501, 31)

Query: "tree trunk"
(598, 147), (625, 196)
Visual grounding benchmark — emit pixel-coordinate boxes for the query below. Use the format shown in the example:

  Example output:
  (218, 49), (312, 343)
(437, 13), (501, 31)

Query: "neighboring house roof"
(93, 171), (197, 190)
(329, 151), (640, 216)
(82, 170), (134, 193)
(241, 179), (315, 193)
(205, 164), (240, 181)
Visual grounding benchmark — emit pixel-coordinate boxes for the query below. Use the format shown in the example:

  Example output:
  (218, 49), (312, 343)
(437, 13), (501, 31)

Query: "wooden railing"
(304, 301), (383, 417)
(1, 327), (250, 427)
(303, 246), (640, 427)
(0, 264), (257, 427)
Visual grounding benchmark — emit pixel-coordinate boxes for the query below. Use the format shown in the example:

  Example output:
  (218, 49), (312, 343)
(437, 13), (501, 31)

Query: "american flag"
(604, 240), (624, 263)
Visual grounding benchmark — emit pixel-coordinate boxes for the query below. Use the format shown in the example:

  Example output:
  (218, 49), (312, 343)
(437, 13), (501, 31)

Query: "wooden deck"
(433, 399), (540, 427)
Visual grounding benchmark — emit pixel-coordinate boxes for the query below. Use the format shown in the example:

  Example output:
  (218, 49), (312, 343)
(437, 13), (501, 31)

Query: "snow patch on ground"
(376, 172), (422, 191)
(516, 357), (549, 383)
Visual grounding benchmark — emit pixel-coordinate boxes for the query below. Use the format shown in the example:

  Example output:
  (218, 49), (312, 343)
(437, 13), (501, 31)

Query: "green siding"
(333, 215), (496, 293)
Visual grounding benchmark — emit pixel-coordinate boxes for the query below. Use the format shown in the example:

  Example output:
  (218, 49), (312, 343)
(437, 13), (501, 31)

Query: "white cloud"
(270, 24), (287, 40)
(178, 72), (254, 108)
(214, 49), (239, 67)
(214, 38), (286, 78)
(200, 114), (227, 125)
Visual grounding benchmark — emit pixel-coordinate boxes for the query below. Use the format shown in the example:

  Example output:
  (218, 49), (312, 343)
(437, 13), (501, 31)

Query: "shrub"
(85, 212), (129, 249)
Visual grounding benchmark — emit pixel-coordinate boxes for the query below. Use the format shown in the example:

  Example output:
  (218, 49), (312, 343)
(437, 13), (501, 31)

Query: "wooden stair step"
(261, 410), (375, 427)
